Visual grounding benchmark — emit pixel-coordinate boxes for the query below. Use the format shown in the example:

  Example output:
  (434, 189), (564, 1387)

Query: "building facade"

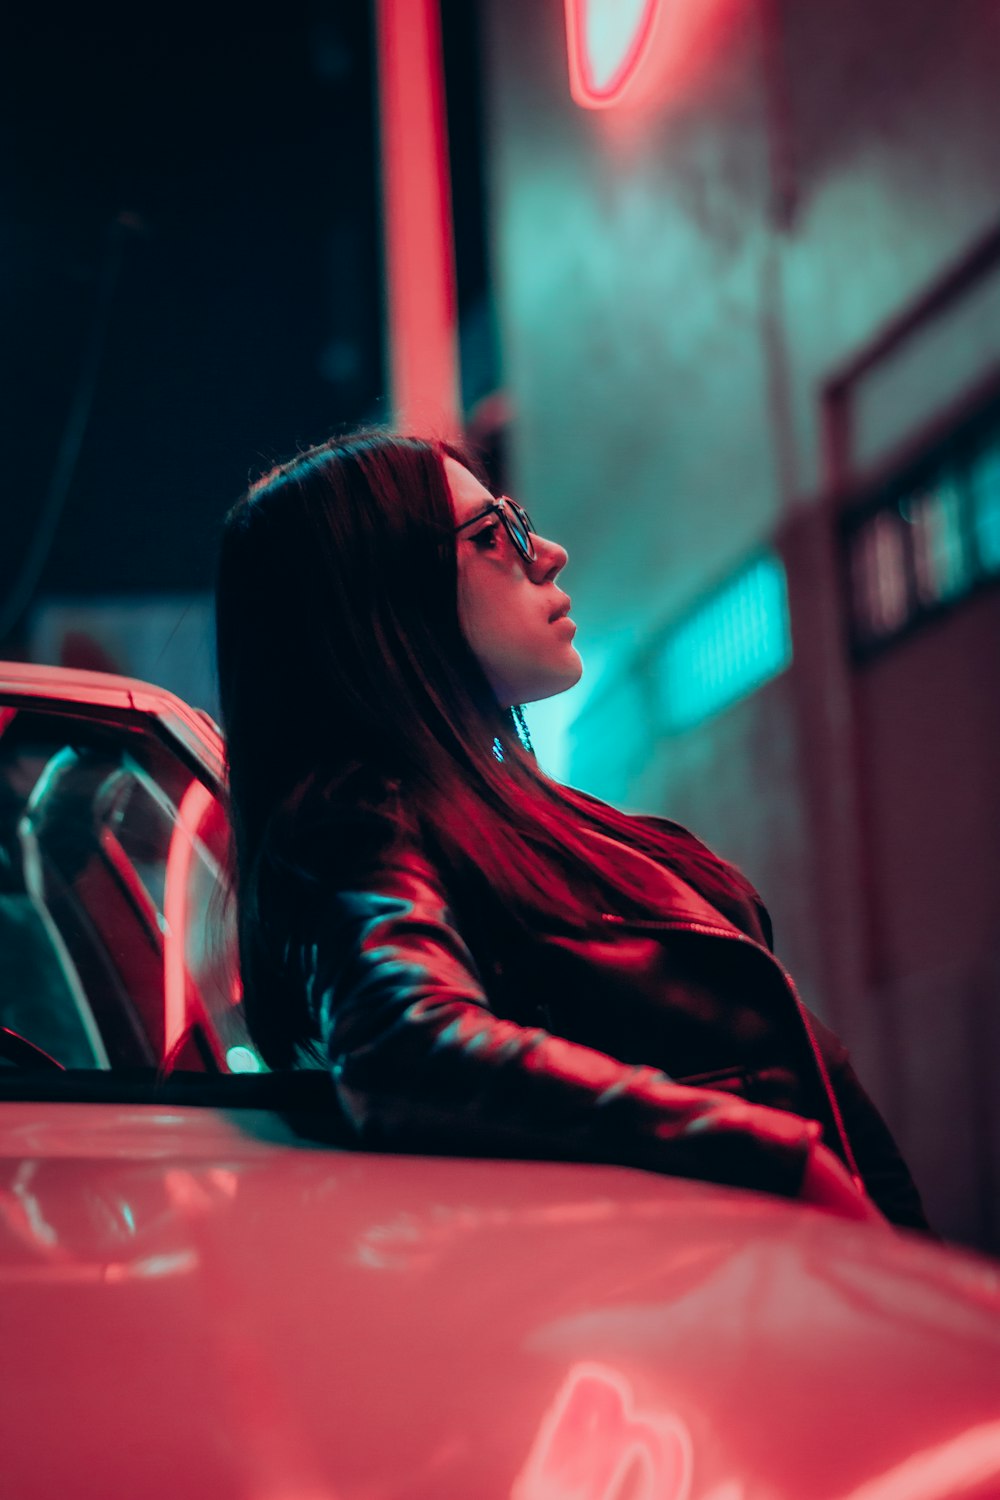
(480, 0), (1000, 1249)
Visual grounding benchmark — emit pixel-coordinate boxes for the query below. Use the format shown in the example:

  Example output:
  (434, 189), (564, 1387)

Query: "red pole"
(375, 0), (460, 439)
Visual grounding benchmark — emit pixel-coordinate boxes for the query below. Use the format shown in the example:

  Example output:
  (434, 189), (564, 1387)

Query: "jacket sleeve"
(299, 845), (823, 1200)
(804, 1009), (935, 1233)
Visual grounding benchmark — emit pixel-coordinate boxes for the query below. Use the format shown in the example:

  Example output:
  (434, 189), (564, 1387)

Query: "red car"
(1, 661), (999, 1500)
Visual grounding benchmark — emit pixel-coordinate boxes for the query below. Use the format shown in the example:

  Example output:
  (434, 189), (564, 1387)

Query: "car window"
(0, 704), (263, 1076)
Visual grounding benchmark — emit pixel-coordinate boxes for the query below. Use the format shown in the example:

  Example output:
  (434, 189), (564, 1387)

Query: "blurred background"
(3, 0), (999, 1251)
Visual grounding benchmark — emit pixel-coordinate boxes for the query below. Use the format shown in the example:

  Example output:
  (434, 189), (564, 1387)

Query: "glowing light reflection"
(162, 778), (216, 1058)
(226, 1045), (262, 1073)
(104, 1250), (198, 1282)
(512, 1362), (692, 1500)
(838, 1418), (1000, 1500)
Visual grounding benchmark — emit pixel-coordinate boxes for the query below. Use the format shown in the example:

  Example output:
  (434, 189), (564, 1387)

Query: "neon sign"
(564, 0), (664, 109)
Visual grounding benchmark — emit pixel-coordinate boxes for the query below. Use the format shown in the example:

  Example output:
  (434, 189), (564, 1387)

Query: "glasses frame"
(453, 496), (537, 563)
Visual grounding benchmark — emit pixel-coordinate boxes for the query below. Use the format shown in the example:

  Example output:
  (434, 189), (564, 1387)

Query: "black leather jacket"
(282, 802), (930, 1230)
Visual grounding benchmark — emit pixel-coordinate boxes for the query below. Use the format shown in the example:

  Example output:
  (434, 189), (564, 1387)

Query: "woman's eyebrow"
(463, 504), (498, 528)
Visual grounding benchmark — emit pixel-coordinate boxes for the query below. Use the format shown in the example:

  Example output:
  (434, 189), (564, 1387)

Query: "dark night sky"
(2, 2), (386, 613)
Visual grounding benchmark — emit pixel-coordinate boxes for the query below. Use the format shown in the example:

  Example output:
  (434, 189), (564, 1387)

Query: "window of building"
(654, 554), (793, 732)
(844, 401), (1000, 656)
(566, 550), (793, 797)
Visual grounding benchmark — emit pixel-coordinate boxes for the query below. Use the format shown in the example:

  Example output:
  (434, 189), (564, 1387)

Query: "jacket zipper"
(600, 912), (862, 1182)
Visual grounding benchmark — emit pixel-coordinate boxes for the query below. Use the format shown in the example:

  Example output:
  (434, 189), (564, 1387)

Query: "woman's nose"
(530, 533), (568, 582)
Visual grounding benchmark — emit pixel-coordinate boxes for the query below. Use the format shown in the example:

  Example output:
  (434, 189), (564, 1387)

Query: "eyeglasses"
(453, 496), (537, 563)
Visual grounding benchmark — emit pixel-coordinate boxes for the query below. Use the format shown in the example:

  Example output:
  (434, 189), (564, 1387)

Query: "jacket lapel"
(581, 828), (750, 936)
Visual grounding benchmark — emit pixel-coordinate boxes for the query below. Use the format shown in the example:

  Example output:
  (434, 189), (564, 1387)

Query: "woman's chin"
(563, 648), (584, 690)
(516, 652), (583, 706)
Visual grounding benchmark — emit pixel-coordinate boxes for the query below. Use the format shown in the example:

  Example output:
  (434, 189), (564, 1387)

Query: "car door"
(0, 667), (262, 1077)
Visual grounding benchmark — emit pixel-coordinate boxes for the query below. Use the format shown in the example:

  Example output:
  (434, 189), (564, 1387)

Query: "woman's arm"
(298, 845), (870, 1210)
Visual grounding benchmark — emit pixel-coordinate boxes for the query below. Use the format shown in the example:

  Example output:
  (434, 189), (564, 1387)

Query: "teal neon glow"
(656, 554), (792, 731)
(226, 1045), (263, 1074)
(970, 440), (1000, 574)
(903, 480), (968, 604)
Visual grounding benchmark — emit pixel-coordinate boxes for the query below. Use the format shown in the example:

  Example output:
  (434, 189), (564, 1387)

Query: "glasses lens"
(505, 502), (535, 559)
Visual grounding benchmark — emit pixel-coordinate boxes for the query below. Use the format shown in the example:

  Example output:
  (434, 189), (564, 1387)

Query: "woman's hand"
(799, 1142), (887, 1224)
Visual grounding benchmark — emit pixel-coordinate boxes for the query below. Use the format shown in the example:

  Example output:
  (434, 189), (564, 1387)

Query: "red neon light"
(565, 0), (662, 108)
(163, 778), (215, 1057)
(375, 0), (460, 437)
(512, 1363), (692, 1500)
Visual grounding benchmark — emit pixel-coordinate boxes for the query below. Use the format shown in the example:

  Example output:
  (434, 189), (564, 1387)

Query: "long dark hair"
(215, 429), (760, 1066)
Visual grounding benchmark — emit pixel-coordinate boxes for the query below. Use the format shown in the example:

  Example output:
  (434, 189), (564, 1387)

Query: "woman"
(215, 430), (930, 1230)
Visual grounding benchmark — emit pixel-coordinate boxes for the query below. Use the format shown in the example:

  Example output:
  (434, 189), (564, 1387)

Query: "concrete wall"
(481, 0), (1000, 1248)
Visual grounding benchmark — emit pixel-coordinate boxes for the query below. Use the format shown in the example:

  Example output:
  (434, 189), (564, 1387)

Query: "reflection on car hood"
(1, 1102), (999, 1500)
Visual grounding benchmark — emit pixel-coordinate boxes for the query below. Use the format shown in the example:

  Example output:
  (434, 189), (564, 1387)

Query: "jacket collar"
(581, 827), (749, 936)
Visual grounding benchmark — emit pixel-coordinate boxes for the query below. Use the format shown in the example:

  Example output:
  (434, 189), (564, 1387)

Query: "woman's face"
(447, 457), (583, 707)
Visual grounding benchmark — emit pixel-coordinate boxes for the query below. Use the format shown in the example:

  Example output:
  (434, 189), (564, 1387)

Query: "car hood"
(2, 1102), (999, 1500)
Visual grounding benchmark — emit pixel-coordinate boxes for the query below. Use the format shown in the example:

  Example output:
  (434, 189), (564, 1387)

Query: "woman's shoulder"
(570, 784), (714, 854)
(568, 785), (775, 948)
